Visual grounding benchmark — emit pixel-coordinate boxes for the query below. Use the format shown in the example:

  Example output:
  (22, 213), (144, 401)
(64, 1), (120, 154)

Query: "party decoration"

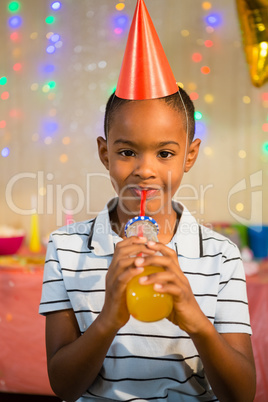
(236, 0), (268, 87)
(115, 0), (178, 100)
(46, 16), (55, 24)
(8, 15), (22, 28)
(29, 196), (41, 253)
(263, 141), (268, 153)
(205, 13), (222, 27)
(116, 3), (125, 11)
(8, 2), (21, 12)
(1, 147), (10, 157)
(29, 212), (41, 252)
(1, 91), (10, 100)
(195, 111), (203, 120)
(0, 76), (7, 85)
(51, 1), (62, 10)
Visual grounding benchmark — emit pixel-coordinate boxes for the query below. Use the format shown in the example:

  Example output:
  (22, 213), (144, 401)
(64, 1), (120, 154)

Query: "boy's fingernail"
(139, 276), (148, 284)
(147, 241), (156, 246)
(136, 267), (144, 272)
(135, 257), (144, 266)
(154, 283), (163, 290)
(138, 236), (147, 241)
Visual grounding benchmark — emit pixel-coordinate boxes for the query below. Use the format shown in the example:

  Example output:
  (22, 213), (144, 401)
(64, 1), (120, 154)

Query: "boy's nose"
(133, 156), (157, 180)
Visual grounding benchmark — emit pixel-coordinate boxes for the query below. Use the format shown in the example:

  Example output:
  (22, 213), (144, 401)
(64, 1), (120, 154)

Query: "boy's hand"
(139, 241), (208, 334)
(100, 236), (156, 332)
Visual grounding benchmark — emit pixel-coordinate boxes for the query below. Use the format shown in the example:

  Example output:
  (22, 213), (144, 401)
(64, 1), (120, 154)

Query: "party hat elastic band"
(115, 0), (178, 100)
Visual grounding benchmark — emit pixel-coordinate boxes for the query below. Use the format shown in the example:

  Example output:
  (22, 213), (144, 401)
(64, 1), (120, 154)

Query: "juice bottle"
(125, 216), (173, 322)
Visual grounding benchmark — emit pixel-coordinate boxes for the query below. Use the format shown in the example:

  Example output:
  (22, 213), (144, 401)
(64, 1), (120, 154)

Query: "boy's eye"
(120, 149), (135, 157)
(159, 151), (173, 159)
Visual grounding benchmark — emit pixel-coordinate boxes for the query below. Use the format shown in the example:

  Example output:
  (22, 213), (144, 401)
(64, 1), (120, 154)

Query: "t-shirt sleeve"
(39, 234), (72, 315)
(214, 244), (252, 335)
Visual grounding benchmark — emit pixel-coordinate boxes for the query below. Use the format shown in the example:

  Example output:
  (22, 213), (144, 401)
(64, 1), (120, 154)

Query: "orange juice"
(125, 216), (173, 322)
(126, 265), (173, 322)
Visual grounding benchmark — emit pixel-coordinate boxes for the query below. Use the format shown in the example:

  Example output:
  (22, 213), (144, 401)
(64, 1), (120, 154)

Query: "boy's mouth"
(130, 187), (160, 200)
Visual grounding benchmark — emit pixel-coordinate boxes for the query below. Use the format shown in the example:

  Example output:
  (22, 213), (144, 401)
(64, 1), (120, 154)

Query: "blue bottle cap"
(124, 215), (159, 237)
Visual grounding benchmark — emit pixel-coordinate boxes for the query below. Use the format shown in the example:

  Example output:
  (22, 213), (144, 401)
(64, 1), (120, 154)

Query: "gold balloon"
(236, 0), (268, 87)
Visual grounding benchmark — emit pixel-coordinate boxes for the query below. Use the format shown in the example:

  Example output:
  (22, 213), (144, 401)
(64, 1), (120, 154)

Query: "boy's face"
(98, 99), (200, 217)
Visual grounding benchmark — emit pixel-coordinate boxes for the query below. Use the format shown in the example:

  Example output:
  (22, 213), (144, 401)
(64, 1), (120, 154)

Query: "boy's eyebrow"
(113, 139), (136, 146)
(113, 139), (180, 148)
(157, 141), (181, 148)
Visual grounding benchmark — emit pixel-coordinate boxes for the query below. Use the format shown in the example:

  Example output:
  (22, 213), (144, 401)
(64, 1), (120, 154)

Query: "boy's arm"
(46, 308), (118, 402)
(142, 241), (256, 402)
(191, 324), (256, 402)
(45, 236), (153, 402)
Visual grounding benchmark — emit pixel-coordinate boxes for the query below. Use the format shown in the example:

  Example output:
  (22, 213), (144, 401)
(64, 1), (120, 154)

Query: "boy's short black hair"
(104, 86), (196, 143)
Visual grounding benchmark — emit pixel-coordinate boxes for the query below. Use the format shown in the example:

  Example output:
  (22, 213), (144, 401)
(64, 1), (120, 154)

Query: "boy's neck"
(109, 200), (180, 244)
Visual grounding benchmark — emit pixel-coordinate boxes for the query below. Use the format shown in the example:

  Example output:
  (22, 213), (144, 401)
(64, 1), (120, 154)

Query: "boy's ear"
(184, 138), (201, 173)
(97, 136), (109, 170)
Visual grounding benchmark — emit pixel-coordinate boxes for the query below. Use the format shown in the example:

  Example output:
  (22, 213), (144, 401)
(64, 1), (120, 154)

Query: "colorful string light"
(48, 80), (56, 88)
(51, 1), (62, 11)
(8, 2), (21, 12)
(262, 123), (268, 132)
(1, 147), (10, 157)
(60, 154), (68, 163)
(262, 142), (268, 154)
(114, 14), (129, 35)
(62, 136), (71, 145)
(114, 28), (123, 35)
(10, 31), (20, 41)
(116, 3), (125, 11)
(201, 66), (211, 74)
(50, 33), (60, 42)
(43, 64), (55, 73)
(243, 96), (251, 104)
(195, 121), (207, 139)
(0, 77), (7, 85)
(181, 29), (190, 37)
(46, 16), (55, 24)
(13, 62), (22, 71)
(46, 45), (56, 54)
(8, 15), (22, 28)
(204, 94), (214, 103)
(238, 150), (247, 159)
(192, 53), (202, 62)
(1, 91), (10, 100)
(236, 203), (244, 212)
(9, 109), (22, 118)
(195, 111), (203, 120)
(204, 39), (213, 47)
(190, 92), (199, 101)
(202, 2), (212, 10)
(262, 93), (268, 101)
(188, 82), (197, 91)
(30, 32), (38, 40)
(43, 121), (58, 134)
(205, 13), (222, 28)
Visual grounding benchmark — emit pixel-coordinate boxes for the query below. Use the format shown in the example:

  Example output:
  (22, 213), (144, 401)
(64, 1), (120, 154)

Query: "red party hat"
(115, 0), (178, 100)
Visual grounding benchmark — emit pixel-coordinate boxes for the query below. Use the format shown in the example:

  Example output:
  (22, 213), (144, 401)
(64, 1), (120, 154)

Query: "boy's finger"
(115, 236), (147, 250)
(140, 253), (184, 277)
(146, 242), (182, 264)
(115, 243), (156, 259)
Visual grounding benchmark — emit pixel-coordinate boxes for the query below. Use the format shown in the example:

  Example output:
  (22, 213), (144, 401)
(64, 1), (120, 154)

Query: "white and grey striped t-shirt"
(39, 201), (251, 402)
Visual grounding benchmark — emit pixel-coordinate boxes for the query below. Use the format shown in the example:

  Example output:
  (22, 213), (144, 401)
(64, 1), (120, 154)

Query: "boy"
(39, 1), (256, 401)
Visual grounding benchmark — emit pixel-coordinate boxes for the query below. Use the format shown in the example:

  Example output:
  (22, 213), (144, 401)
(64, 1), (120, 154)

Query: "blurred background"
(1, 3), (268, 400)
(0, 0), (267, 244)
